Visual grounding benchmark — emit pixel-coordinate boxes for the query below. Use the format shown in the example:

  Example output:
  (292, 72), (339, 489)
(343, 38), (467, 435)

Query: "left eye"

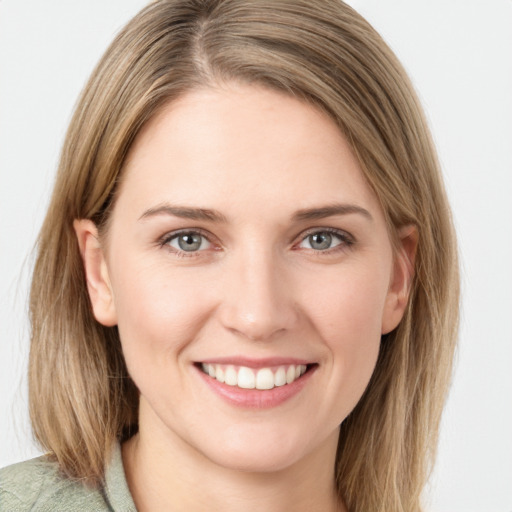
(299, 231), (344, 251)
(167, 232), (212, 252)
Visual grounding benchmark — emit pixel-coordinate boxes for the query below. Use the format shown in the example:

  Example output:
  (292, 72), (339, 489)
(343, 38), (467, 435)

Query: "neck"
(122, 405), (345, 512)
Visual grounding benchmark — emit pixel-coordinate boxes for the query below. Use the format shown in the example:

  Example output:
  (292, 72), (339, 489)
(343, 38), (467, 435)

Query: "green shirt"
(0, 443), (137, 511)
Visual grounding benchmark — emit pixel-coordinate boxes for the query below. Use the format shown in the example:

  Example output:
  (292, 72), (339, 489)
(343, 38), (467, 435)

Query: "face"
(77, 85), (413, 474)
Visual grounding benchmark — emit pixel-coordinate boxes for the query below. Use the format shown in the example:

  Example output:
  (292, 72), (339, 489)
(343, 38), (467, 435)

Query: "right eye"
(165, 232), (213, 253)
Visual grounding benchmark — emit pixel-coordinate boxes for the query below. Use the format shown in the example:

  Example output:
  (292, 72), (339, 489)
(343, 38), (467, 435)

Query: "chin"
(208, 447), (303, 474)
(196, 426), (319, 474)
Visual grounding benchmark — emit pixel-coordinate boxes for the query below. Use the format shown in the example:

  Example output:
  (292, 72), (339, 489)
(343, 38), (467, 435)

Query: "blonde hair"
(29, 1), (459, 510)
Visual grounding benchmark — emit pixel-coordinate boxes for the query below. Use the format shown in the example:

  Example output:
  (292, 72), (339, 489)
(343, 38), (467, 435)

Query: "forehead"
(117, 85), (382, 220)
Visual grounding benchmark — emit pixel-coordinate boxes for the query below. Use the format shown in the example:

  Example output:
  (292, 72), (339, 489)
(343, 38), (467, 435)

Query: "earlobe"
(73, 219), (118, 327)
(381, 224), (418, 335)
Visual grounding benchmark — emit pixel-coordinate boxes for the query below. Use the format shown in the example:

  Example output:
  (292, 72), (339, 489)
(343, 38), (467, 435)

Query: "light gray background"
(1, 1), (511, 511)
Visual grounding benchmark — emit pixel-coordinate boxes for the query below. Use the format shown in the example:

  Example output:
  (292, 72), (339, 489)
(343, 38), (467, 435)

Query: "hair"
(28, 1), (459, 510)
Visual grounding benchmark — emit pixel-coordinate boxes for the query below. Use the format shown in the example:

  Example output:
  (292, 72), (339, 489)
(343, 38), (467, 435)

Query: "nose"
(217, 248), (299, 341)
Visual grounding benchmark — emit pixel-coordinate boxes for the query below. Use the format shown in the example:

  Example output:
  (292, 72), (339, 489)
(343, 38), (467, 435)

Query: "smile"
(200, 363), (308, 390)
(195, 360), (317, 408)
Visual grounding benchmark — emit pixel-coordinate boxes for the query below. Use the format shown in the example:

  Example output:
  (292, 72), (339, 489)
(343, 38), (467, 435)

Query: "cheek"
(109, 259), (215, 373)
(303, 265), (389, 400)
(305, 263), (389, 343)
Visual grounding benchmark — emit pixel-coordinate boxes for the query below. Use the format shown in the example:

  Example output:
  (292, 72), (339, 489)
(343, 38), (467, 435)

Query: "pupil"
(310, 233), (332, 250)
(178, 233), (201, 251)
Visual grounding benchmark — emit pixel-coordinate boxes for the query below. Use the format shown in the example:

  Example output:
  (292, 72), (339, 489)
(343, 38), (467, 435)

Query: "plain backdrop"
(1, 1), (511, 511)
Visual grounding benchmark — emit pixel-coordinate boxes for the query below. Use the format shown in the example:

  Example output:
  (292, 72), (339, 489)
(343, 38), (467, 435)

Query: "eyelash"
(158, 227), (355, 258)
(158, 228), (217, 258)
(295, 227), (355, 255)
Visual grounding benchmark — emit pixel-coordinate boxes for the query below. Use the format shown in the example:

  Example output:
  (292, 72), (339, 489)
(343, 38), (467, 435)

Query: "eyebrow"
(139, 204), (228, 223)
(139, 202), (372, 224)
(292, 203), (373, 222)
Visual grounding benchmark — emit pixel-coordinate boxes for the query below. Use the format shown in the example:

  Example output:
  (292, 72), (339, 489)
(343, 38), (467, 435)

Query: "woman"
(0, 1), (459, 511)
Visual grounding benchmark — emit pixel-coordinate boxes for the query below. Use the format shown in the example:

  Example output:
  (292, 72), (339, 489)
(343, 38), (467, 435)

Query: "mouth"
(196, 362), (316, 391)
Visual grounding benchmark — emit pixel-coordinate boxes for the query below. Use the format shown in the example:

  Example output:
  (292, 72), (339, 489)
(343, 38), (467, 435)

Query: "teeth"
(225, 366), (237, 386)
(200, 363), (308, 390)
(274, 366), (286, 387)
(216, 366), (225, 383)
(238, 367), (255, 389)
(255, 368), (274, 390)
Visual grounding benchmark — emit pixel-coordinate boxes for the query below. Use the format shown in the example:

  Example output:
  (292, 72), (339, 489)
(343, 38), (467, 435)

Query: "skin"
(75, 84), (416, 512)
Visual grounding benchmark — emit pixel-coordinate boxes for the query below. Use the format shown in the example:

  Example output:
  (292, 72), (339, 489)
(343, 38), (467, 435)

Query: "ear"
(73, 219), (117, 327)
(381, 224), (418, 335)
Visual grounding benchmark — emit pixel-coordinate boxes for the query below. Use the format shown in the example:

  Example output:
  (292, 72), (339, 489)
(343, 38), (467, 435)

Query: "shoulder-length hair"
(29, 1), (459, 510)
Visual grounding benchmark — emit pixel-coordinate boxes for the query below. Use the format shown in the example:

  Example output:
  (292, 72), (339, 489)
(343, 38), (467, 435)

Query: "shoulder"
(0, 455), (109, 512)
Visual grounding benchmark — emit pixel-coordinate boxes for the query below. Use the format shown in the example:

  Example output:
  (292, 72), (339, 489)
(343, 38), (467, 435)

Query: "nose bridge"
(219, 243), (297, 341)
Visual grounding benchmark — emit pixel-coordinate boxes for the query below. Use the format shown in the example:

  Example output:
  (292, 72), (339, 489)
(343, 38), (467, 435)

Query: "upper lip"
(196, 356), (315, 369)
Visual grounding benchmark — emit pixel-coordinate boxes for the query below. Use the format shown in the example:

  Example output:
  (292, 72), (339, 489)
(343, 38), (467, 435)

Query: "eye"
(298, 230), (351, 251)
(166, 231), (212, 252)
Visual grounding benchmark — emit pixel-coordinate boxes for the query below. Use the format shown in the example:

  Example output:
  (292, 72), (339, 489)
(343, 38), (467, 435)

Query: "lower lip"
(195, 365), (316, 409)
